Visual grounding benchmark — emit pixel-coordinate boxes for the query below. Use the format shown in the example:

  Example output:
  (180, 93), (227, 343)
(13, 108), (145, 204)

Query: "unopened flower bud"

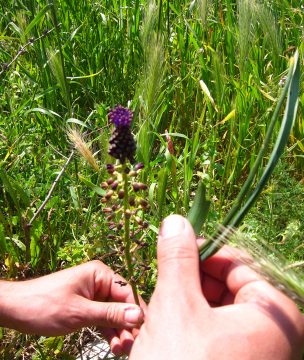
(125, 209), (132, 219)
(101, 182), (108, 189)
(132, 183), (140, 192)
(105, 190), (114, 199)
(106, 214), (115, 221)
(132, 182), (147, 192)
(108, 105), (133, 127)
(102, 207), (113, 213)
(107, 177), (114, 185)
(133, 228), (141, 236)
(139, 199), (148, 208)
(135, 216), (143, 225)
(129, 196), (136, 206)
(118, 189), (125, 199)
(108, 222), (116, 230)
(142, 221), (149, 229)
(129, 170), (137, 177)
(106, 164), (115, 174)
(139, 183), (147, 190)
(111, 181), (119, 190)
(134, 163), (144, 171)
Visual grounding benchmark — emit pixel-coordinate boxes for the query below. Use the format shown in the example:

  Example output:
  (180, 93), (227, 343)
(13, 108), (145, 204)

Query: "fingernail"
(160, 215), (186, 238)
(124, 307), (143, 325)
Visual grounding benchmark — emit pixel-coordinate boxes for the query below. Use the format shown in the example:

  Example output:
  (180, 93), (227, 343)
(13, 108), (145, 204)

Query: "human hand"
(130, 215), (304, 360)
(0, 260), (145, 355)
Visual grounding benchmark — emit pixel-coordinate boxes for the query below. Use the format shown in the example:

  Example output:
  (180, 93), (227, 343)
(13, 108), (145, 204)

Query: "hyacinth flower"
(101, 105), (150, 305)
(108, 105), (136, 164)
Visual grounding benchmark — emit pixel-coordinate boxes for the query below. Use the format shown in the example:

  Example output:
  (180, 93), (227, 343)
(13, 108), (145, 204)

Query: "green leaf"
(199, 50), (301, 261)
(231, 50), (300, 228)
(69, 186), (80, 210)
(148, 182), (157, 215)
(157, 167), (168, 219)
(0, 169), (30, 210)
(23, 4), (52, 36)
(66, 118), (93, 129)
(221, 51), (296, 228)
(187, 182), (210, 235)
(78, 175), (105, 196)
(30, 221), (43, 267)
(0, 224), (7, 254)
(25, 107), (62, 118)
(0, 169), (19, 209)
(160, 132), (190, 140)
(11, 236), (26, 252)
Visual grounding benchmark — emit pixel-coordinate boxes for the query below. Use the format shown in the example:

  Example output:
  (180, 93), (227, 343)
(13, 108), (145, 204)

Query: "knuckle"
(158, 244), (198, 274)
(158, 243), (197, 264)
(106, 304), (120, 325)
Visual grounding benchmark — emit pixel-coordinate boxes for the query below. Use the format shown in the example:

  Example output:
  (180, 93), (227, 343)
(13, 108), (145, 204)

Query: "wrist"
(0, 280), (39, 334)
(0, 280), (21, 330)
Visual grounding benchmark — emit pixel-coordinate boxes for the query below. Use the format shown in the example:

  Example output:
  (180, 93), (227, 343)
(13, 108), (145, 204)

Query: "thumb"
(84, 301), (144, 329)
(156, 215), (202, 296)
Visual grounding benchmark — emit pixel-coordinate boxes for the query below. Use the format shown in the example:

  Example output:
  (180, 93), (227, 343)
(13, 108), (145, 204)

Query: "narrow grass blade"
(222, 54), (295, 227)
(187, 181), (210, 235)
(78, 175), (105, 196)
(23, 4), (52, 37)
(157, 167), (169, 220)
(230, 50), (300, 227)
(0, 169), (30, 210)
(200, 50), (300, 260)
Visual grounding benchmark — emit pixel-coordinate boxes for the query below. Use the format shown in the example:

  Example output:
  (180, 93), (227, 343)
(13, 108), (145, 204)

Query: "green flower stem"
(122, 165), (140, 306)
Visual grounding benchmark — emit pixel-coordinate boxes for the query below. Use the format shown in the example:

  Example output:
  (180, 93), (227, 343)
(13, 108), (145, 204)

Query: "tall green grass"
(0, 0), (303, 357)
(0, 0), (303, 269)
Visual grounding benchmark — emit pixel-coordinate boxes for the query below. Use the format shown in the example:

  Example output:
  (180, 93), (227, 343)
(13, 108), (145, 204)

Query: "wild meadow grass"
(0, 0), (304, 358)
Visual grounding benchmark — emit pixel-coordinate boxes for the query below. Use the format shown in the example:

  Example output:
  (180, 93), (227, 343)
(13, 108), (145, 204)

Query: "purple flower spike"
(108, 105), (133, 128)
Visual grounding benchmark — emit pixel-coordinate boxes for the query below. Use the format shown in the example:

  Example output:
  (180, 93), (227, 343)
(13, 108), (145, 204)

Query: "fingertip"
(110, 338), (124, 356)
(159, 214), (188, 239)
(124, 306), (144, 327)
(158, 215), (197, 253)
(100, 329), (124, 357)
(108, 331), (134, 356)
(121, 337), (133, 356)
(118, 329), (135, 356)
(156, 214), (203, 298)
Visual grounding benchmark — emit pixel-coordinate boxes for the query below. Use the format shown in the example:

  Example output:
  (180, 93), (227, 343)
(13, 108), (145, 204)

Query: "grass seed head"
(68, 129), (99, 172)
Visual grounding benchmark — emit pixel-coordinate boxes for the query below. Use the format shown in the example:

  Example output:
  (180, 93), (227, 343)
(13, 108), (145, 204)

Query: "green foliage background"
(0, 0), (303, 358)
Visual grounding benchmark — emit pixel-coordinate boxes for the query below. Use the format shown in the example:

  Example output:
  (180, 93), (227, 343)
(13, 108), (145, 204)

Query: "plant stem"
(27, 151), (74, 227)
(122, 165), (140, 305)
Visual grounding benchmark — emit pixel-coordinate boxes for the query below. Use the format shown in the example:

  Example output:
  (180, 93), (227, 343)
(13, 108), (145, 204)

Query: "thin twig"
(0, 28), (54, 77)
(27, 151), (74, 227)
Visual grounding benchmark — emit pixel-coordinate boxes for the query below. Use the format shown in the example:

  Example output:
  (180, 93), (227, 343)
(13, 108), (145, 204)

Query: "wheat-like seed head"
(67, 129), (99, 172)
(211, 226), (304, 306)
